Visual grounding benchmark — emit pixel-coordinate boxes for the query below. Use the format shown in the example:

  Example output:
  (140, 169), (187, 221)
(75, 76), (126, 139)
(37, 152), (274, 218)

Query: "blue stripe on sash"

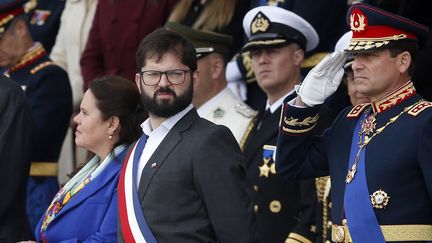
(344, 113), (385, 243)
(131, 134), (158, 243)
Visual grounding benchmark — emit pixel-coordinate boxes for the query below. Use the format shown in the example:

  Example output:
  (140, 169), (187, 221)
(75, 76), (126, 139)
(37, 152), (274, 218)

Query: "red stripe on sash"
(118, 146), (136, 243)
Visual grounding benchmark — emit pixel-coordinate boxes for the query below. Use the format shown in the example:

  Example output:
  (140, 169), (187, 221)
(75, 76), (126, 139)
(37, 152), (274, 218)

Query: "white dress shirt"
(136, 104), (193, 186)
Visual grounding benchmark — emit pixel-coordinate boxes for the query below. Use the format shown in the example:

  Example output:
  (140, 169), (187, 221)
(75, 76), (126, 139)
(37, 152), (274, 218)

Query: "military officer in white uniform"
(166, 22), (257, 149)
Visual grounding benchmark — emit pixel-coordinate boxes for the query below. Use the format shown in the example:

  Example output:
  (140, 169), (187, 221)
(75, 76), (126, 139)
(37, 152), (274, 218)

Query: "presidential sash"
(118, 134), (157, 243)
(343, 112), (385, 242)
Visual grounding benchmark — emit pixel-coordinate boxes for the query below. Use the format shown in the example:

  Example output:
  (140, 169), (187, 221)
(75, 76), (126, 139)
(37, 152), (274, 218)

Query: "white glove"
(296, 51), (348, 106)
(226, 60), (247, 101)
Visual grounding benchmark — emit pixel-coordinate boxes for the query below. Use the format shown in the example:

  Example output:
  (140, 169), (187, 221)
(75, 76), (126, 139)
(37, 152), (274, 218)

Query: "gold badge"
(269, 200), (281, 213)
(370, 189), (390, 209)
(251, 12), (270, 34)
(349, 9), (367, 32)
(360, 113), (376, 136)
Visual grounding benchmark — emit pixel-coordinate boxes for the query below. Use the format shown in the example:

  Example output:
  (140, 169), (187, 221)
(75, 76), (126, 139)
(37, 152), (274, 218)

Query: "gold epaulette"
(346, 103), (369, 118)
(301, 52), (330, 69)
(30, 61), (55, 74)
(408, 100), (432, 116)
(239, 113), (258, 151)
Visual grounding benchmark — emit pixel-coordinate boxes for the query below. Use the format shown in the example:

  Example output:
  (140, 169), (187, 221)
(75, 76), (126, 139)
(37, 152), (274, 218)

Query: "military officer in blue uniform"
(226, 0), (349, 110)
(276, 3), (432, 242)
(25, 0), (65, 53)
(0, 0), (72, 234)
(165, 22), (257, 149)
(241, 6), (319, 243)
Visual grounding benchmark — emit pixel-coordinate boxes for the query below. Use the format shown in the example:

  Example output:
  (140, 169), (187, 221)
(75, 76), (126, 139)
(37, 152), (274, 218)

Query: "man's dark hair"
(387, 39), (419, 76)
(136, 28), (197, 72)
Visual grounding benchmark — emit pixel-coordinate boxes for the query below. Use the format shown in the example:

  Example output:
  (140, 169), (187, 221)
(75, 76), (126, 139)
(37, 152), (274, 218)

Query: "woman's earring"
(108, 132), (113, 140)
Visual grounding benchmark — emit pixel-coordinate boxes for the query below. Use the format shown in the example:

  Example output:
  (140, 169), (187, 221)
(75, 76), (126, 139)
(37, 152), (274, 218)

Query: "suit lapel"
(137, 109), (198, 201)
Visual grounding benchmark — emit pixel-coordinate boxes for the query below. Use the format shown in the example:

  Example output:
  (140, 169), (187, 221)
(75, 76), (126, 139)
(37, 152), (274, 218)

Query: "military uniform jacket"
(197, 88), (256, 149)
(277, 82), (432, 237)
(27, 0), (66, 53)
(243, 93), (317, 243)
(5, 43), (72, 163)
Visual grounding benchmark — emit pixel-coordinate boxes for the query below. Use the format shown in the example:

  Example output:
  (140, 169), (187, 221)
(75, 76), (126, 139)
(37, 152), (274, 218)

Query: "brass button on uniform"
(269, 200), (281, 213)
(253, 185), (259, 192)
(254, 204), (259, 213)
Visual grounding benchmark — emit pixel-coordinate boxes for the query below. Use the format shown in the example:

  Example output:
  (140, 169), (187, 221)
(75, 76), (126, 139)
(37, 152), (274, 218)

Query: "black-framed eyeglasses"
(140, 69), (191, 86)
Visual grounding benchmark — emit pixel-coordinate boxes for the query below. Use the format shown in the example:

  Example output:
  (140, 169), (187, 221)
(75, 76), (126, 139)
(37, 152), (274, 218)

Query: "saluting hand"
(296, 51), (348, 106)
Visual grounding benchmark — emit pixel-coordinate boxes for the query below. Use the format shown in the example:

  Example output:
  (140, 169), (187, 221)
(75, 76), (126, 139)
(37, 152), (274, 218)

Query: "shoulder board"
(234, 103), (257, 119)
(408, 100), (432, 116)
(30, 61), (56, 74)
(346, 103), (369, 118)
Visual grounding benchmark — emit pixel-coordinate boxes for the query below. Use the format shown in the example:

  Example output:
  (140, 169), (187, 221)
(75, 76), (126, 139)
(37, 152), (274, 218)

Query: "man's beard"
(141, 81), (193, 118)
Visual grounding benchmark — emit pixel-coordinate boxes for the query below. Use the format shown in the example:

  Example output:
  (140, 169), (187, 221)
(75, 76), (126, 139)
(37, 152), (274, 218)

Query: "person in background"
(241, 6), (319, 243)
(165, 22), (257, 149)
(0, 74), (33, 242)
(80, 0), (178, 91)
(0, 0), (72, 234)
(19, 75), (146, 243)
(167, 0), (249, 59)
(25, 0), (65, 53)
(118, 28), (257, 242)
(226, 0), (349, 110)
(277, 3), (432, 242)
(50, 0), (98, 185)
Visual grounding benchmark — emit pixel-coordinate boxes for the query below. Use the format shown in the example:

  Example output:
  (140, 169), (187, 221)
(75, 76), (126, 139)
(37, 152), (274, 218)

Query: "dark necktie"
(257, 109), (271, 130)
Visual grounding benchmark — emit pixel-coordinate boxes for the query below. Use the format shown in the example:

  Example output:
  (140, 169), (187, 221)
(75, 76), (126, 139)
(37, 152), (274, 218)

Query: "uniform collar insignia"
(347, 103), (370, 118)
(251, 11), (270, 34)
(9, 43), (46, 74)
(371, 81), (416, 113)
(213, 107), (225, 118)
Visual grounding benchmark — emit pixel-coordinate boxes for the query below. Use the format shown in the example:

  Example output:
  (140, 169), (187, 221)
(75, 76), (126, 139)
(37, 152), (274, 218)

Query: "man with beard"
(117, 28), (257, 243)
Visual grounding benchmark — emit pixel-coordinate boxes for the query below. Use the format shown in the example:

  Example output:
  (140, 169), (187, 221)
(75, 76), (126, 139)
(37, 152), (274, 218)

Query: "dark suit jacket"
(119, 109), (257, 243)
(5, 44), (72, 231)
(0, 75), (32, 243)
(243, 101), (317, 243)
(80, 0), (178, 90)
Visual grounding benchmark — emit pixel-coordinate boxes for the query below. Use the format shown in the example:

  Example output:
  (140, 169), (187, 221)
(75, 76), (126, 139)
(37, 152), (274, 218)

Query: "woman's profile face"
(73, 90), (111, 154)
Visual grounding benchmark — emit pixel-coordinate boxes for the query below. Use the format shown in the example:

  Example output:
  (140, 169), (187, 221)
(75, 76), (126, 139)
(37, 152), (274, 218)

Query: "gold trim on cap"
(243, 39), (287, 50)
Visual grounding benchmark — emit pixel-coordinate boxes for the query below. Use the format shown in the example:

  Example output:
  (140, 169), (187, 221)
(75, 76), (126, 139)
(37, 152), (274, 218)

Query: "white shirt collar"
(265, 89), (296, 113)
(140, 104), (194, 135)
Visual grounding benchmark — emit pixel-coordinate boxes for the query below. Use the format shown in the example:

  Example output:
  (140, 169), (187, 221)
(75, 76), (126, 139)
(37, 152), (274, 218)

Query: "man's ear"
(135, 73), (142, 93)
(13, 19), (28, 37)
(192, 70), (200, 92)
(293, 48), (305, 67)
(398, 51), (411, 74)
(210, 54), (224, 79)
